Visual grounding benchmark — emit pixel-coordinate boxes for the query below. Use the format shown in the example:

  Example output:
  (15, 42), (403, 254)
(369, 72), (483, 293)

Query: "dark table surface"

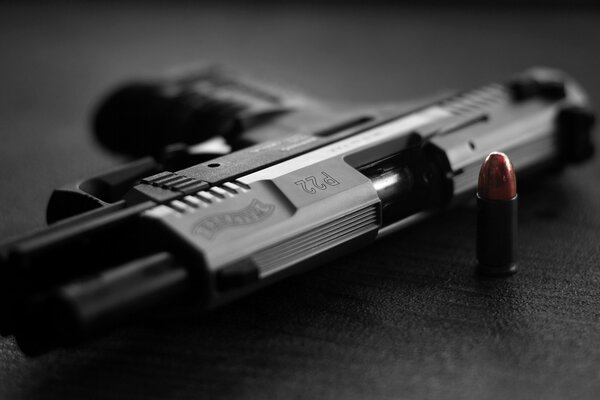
(1, 2), (600, 399)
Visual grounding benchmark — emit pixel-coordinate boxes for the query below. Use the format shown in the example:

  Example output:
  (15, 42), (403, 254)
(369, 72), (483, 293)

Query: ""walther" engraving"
(192, 199), (276, 239)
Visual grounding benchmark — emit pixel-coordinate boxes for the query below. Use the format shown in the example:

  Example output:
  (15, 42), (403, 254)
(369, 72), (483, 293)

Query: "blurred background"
(1, 1), (600, 399)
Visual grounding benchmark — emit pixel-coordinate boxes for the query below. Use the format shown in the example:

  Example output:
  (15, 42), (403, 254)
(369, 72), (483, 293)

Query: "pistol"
(0, 66), (595, 356)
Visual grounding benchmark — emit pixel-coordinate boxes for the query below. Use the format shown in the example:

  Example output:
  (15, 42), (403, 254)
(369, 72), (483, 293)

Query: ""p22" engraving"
(295, 171), (340, 194)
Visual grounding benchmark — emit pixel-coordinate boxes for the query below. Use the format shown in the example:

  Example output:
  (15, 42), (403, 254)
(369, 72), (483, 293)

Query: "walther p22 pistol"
(0, 66), (595, 355)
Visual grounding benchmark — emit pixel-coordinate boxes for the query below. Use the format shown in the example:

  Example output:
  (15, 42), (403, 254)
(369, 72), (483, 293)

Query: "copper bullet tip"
(477, 152), (517, 201)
